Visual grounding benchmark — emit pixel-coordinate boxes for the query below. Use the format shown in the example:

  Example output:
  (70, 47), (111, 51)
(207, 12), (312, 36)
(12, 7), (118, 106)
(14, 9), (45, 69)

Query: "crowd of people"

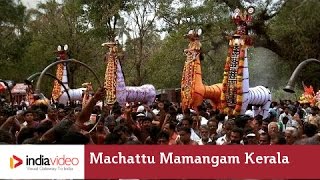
(0, 87), (320, 145)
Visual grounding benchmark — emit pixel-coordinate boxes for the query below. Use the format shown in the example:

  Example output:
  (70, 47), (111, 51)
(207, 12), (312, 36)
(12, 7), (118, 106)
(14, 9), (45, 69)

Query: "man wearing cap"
(245, 132), (258, 145)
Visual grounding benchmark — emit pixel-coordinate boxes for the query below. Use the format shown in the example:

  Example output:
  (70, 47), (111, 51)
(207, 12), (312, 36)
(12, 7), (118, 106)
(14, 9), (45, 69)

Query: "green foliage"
(123, 33), (162, 86)
(0, 0), (29, 64)
(84, 0), (132, 39)
(271, 87), (303, 102)
(269, 0), (320, 62)
(146, 30), (187, 89)
(267, 0), (320, 91)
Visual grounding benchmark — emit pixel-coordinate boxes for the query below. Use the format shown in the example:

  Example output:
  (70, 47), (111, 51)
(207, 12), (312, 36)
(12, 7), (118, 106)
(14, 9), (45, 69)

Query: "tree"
(83, 0), (132, 40)
(0, 0), (29, 80)
(268, 0), (320, 90)
(22, 0), (104, 95)
(121, 0), (162, 85)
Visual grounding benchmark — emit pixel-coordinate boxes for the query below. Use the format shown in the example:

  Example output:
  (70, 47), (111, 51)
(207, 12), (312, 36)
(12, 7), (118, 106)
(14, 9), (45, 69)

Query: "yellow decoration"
(52, 60), (64, 101)
(104, 42), (118, 104)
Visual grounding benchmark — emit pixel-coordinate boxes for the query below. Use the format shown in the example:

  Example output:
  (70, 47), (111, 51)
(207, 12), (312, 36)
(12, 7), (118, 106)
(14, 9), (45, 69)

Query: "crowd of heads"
(1, 94), (320, 145)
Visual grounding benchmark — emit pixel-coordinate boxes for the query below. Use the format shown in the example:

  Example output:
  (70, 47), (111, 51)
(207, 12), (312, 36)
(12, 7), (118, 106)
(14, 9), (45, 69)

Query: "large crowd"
(0, 87), (320, 145)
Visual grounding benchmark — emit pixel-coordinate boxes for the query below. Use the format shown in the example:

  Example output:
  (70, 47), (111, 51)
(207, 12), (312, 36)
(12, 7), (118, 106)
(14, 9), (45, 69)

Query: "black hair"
(207, 117), (218, 125)
(254, 114), (263, 121)
(56, 131), (90, 144)
(231, 127), (244, 137)
(36, 111), (46, 121)
(142, 116), (152, 122)
(92, 106), (101, 114)
(104, 133), (121, 144)
(215, 113), (226, 122)
(304, 123), (318, 137)
(149, 126), (161, 142)
(113, 108), (122, 116)
(263, 118), (271, 124)
(52, 119), (75, 142)
(254, 115), (263, 126)
(178, 126), (191, 134)
(0, 129), (13, 144)
(157, 131), (170, 141)
(165, 122), (176, 130)
(282, 116), (289, 124)
(235, 115), (251, 129)
(17, 127), (36, 144)
(260, 132), (271, 141)
(23, 110), (34, 116)
(181, 117), (193, 126)
(36, 121), (53, 136)
(113, 125), (128, 134)
(125, 140), (142, 145)
(275, 134), (286, 145)
(22, 137), (41, 144)
(244, 127), (255, 135)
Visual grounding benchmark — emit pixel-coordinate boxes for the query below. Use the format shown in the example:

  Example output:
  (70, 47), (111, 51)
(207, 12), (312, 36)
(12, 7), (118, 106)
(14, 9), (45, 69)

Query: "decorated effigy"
(298, 83), (316, 105)
(25, 82), (35, 105)
(51, 45), (86, 105)
(181, 29), (222, 111)
(102, 40), (156, 106)
(220, 7), (271, 119)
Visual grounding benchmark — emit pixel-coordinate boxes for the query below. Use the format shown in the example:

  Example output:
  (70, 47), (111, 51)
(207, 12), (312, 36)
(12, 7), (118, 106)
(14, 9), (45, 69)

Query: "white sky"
(20, 0), (43, 9)
(20, 0), (63, 9)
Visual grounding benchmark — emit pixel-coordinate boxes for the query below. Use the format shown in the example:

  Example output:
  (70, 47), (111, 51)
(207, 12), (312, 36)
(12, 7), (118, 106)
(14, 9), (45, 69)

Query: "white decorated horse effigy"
(220, 7), (272, 119)
(51, 45), (86, 105)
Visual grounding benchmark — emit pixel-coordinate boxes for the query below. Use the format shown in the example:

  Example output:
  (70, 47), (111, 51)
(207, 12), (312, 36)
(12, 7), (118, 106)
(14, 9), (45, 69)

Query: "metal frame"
(25, 72), (72, 103)
(284, 59), (320, 93)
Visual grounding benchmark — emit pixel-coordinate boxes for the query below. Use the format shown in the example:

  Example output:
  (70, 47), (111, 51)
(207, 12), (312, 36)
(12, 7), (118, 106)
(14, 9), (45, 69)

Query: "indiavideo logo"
(10, 155), (23, 169)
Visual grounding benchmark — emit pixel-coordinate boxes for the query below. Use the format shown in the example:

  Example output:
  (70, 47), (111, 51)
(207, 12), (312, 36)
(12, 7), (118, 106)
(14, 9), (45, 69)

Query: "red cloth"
(0, 82), (6, 93)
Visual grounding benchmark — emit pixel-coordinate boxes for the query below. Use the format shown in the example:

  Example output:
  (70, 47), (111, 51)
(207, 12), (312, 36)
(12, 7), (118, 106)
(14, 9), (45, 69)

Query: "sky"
(21, 0), (62, 9)
(21, 0), (42, 9)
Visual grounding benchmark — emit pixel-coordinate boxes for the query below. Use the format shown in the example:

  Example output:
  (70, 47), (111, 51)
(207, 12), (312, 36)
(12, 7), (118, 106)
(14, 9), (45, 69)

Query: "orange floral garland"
(181, 55), (196, 110)
(51, 63), (63, 101)
(221, 39), (245, 116)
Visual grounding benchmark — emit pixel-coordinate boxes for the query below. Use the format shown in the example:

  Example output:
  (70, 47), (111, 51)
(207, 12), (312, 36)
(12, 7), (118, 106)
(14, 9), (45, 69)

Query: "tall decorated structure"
(51, 45), (85, 105)
(181, 29), (223, 111)
(220, 7), (272, 119)
(103, 40), (156, 106)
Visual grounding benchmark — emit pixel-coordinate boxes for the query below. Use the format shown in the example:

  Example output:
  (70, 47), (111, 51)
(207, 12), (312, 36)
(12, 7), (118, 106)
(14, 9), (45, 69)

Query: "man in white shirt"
(216, 119), (235, 145)
(278, 107), (292, 125)
(179, 117), (200, 141)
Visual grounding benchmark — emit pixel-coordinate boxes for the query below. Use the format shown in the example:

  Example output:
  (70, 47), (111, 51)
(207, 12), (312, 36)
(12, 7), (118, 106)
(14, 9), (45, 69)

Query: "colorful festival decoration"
(25, 83), (35, 105)
(51, 45), (86, 105)
(298, 82), (316, 105)
(314, 90), (320, 108)
(181, 29), (222, 111)
(220, 7), (272, 119)
(103, 40), (156, 106)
